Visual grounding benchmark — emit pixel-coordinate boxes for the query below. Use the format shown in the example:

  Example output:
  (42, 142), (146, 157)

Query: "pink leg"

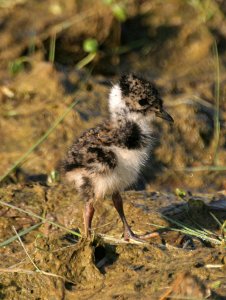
(83, 200), (95, 237)
(112, 192), (159, 242)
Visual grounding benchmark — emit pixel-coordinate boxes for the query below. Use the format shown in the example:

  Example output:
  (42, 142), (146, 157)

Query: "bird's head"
(109, 73), (174, 123)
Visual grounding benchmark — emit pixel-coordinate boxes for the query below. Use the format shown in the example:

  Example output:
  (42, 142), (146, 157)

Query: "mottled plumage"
(62, 74), (173, 241)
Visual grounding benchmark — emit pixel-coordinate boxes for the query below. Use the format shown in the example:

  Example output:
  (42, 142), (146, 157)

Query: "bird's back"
(62, 119), (152, 199)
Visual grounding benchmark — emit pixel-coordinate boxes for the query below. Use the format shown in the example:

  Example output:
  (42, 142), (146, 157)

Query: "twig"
(11, 226), (76, 283)
(0, 268), (35, 274)
(97, 233), (147, 245)
(205, 264), (224, 268)
(12, 226), (40, 271)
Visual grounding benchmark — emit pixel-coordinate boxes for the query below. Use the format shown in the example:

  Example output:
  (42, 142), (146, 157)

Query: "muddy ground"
(0, 185), (225, 299)
(0, 0), (226, 299)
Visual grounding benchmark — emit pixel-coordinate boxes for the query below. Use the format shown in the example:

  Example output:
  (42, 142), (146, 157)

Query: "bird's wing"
(62, 119), (149, 174)
(62, 122), (118, 173)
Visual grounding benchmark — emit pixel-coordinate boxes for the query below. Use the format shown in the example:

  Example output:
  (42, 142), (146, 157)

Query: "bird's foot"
(124, 227), (159, 243)
(138, 232), (160, 239)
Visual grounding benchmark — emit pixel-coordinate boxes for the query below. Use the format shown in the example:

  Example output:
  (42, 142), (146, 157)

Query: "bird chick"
(62, 74), (173, 242)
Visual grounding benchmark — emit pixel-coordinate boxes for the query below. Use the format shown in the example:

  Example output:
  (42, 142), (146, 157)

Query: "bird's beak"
(155, 109), (174, 123)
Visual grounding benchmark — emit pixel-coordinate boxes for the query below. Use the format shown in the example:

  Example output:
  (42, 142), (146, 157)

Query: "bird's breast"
(93, 146), (149, 199)
(113, 146), (149, 174)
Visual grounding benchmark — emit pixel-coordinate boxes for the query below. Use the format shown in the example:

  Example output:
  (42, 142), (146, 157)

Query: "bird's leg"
(112, 192), (159, 242)
(83, 200), (95, 238)
(112, 192), (134, 241)
(112, 192), (142, 242)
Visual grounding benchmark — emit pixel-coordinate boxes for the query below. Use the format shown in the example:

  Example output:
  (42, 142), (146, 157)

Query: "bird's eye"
(139, 98), (149, 106)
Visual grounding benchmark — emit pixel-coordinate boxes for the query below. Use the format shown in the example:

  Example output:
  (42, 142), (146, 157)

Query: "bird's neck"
(108, 84), (128, 122)
(108, 84), (153, 131)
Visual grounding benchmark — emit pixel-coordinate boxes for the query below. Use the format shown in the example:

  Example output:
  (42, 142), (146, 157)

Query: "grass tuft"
(148, 214), (225, 246)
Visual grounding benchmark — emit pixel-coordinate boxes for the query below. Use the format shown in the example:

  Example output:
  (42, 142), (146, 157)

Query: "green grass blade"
(213, 39), (221, 165)
(49, 33), (56, 63)
(0, 200), (81, 238)
(210, 212), (223, 227)
(181, 165), (226, 172)
(76, 52), (96, 70)
(186, 214), (219, 237)
(0, 222), (43, 248)
(148, 221), (221, 244)
(162, 215), (222, 244)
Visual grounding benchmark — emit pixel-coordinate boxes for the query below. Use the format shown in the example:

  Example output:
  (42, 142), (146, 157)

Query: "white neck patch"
(108, 84), (154, 134)
(108, 84), (128, 119)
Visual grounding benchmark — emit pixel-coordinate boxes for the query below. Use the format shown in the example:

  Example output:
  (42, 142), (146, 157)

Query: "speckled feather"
(62, 74), (166, 200)
(63, 120), (151, 172)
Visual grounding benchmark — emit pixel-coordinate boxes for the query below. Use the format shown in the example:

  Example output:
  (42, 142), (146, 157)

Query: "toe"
(139, 232), (160, 239)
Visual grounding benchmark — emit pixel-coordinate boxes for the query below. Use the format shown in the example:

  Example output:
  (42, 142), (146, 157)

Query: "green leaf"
(9, 60), (24, 75)
(112, 4), (127, 22)
(83, 38), (98, 53)
(8, 56), (30, 75)
(211, 280), (221, 289)
(175, 188), (186, 198)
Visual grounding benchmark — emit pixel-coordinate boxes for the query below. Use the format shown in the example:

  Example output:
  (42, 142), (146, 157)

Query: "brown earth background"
(0, 0), (226, 299)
